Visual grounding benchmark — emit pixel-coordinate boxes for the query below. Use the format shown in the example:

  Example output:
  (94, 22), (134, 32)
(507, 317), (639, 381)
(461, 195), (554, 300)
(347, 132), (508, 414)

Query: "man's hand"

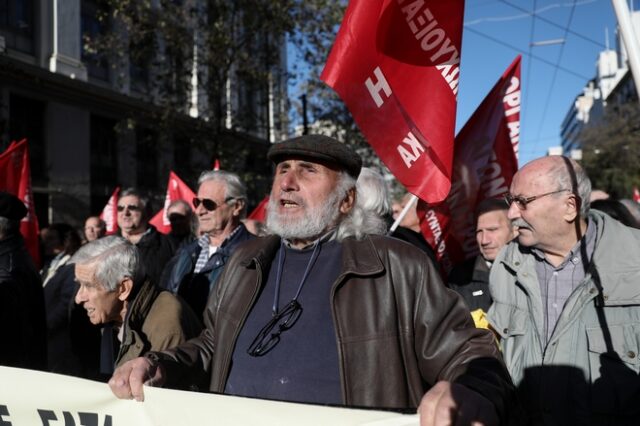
(418, 381), (499, 426)
(108, 357), (166, 401)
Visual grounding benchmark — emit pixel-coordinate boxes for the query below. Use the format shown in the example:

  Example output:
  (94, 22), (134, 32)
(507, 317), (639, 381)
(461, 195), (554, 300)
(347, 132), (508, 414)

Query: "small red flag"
(418, 56), (521, 272)
(633, 186), (640, 203)
(100, 187), (120, 235)
(213, 159), (221, 171)
(247, 196), (269, 223)
(0, 139), (40, 266)
(149, 171), (196, 234)
(321, 0), (465, 203)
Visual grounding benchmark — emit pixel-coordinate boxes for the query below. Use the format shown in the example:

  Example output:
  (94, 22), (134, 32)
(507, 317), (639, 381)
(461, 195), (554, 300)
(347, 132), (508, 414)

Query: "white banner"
(0, 367), (418, 425)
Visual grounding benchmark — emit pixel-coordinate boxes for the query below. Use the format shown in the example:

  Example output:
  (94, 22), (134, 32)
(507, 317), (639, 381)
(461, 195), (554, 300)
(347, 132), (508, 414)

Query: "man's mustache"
(512, 219), (531, 230)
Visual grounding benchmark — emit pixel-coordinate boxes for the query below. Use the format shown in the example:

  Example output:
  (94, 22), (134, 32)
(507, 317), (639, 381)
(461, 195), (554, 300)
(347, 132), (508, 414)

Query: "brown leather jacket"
(151, 235), (514, 417)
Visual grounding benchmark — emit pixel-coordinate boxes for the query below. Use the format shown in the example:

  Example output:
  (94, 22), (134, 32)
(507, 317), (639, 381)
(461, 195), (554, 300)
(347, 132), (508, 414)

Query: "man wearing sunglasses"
(160, 170), (253, 320)
(487, 156), (640, 424)
(116, 188), (176, 287)
(110, 135), (514, 425)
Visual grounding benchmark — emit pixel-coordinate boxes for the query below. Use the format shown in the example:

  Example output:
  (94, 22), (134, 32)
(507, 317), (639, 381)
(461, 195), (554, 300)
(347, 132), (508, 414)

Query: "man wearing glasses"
(110, 136), (515, 425)
(488, 156), (640, 424)
(116, 188), (176, 286)
(160, 170), (253, 320)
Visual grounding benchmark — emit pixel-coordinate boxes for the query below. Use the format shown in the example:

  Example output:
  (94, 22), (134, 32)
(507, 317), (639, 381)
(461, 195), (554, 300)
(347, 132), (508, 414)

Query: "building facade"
(0, 0), (287, 226)
(560, 11), (640, 155)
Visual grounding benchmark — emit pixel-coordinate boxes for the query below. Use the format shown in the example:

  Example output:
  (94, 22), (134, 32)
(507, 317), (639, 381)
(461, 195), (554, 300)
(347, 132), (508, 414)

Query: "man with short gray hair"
(73, 236), (201, 376)
(161, 170), (254, 320)
(488, 155), (640, 424)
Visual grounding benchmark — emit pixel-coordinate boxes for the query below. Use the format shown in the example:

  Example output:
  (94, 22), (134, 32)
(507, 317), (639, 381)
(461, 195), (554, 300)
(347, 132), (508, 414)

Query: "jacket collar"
(500, 210), (640, 305)
(240, 234), (384, 278)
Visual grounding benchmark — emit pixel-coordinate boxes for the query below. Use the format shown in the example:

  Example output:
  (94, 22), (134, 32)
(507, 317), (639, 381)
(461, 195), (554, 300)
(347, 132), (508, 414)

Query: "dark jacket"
(447, 256), (493, 312)
(0, 233), (47, 370)
(160, 223), (254, 319)
(151, 235), (514, 418)
(134, 225), (176, 287)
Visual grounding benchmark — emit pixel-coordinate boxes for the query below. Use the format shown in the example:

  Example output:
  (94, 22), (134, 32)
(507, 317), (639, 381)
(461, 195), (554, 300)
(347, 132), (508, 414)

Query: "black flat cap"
(0, 192), (27, 221)
(268, 135), (362, 178)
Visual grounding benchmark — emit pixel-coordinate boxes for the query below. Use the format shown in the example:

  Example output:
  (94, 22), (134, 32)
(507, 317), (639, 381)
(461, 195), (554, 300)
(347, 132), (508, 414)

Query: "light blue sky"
(458, 0), (624, 166)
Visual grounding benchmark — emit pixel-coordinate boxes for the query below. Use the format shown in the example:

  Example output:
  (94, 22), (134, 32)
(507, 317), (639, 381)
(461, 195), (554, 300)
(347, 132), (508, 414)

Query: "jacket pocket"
(586, 324), (640, 415)
(489, 304), (529, 383)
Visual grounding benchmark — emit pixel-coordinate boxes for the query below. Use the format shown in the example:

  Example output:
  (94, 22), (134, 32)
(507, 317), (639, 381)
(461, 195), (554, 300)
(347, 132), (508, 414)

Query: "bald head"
(507, 156), (591, 263)
(518, 156), (591, 217)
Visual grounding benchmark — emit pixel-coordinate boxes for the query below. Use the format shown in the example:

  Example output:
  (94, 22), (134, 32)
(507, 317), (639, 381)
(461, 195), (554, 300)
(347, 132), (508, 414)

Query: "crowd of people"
(1, 134), (640, 425)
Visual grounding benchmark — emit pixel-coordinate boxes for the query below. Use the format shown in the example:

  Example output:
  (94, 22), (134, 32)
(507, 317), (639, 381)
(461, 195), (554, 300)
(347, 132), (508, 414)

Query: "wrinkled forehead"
(512, 163), (555, 194)
(119, 195), (142, 206)
(276, 156), (343, 173)
(75, 261), (98, 285)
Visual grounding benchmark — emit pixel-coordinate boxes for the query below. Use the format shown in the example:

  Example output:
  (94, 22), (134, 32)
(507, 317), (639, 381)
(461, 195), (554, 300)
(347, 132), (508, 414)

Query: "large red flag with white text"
(149, 171), (196, 234)
(100, 187), (120, 235)
(418, 56), (521, 272)
(0, 139), (40, 266)
(321, 0), (465, 203)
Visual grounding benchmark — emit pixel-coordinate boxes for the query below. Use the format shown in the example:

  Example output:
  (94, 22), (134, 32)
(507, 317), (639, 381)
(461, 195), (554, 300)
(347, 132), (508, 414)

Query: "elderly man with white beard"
(109, 135), (515, 425)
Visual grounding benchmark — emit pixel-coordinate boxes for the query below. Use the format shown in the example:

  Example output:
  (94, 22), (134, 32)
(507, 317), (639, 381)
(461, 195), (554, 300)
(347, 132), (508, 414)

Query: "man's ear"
(339, 187), (356, 214)
(232, 199), (246, 218)
(563, 193), (580, 222)
(117, 277), (134, 301)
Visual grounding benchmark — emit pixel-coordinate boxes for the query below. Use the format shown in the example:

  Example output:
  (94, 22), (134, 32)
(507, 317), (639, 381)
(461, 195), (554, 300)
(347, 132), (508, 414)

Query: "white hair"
(71, 236), (144, 292)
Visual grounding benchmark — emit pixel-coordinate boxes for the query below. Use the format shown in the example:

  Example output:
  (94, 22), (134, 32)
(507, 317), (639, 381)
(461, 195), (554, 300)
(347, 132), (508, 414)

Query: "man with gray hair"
(488, 155), (640, 424)
(161, 170), (253, 320)
(73, 236), (201, 377)
(0, 192), (47, 370)
(110, 135), (514, 425)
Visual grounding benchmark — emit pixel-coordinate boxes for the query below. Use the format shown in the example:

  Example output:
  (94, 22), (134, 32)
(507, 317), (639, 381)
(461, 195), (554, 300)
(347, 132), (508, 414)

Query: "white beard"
(266, 188), (343, 240)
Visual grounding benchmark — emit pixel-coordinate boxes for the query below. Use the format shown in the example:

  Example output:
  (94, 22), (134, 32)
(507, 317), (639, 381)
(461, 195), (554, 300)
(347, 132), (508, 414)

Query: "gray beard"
(266, 189), (342, 240)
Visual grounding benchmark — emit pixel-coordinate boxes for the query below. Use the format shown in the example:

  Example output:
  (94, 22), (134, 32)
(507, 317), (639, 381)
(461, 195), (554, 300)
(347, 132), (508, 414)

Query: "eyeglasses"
(504, 189), (571, 210)
(192, 197), (234, 211)
(247, 300), (303, 357)
(117, 204), (142, 212)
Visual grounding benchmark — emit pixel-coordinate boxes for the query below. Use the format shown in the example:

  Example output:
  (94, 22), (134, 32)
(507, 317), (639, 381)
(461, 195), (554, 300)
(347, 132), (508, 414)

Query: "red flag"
(418, 56), (521, 272)
(100, 187), (120, 235)
(149, 171), (196, 234)
(213, 159), (221, 171)
(0, 139), (41, 265)
(247, 196), (269, 222)
(633, 186), (640, 203)
(321, 0), (465, 203)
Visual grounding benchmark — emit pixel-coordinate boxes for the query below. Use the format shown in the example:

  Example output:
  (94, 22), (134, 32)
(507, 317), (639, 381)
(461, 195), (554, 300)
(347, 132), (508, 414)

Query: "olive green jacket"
(487, 211), (640, 425)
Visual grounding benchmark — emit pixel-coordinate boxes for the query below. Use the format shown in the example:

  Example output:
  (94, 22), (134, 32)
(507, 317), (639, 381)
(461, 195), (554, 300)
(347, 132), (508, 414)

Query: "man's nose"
(507, 202), (520, 220)
(75, 286), (86, 304)
(280, 172), (299, 191)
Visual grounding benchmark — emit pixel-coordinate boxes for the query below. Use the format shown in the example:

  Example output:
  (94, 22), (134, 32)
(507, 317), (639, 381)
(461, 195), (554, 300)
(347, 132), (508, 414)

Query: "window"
(81, 0), (110, 80)
(0, 0), (35, 54)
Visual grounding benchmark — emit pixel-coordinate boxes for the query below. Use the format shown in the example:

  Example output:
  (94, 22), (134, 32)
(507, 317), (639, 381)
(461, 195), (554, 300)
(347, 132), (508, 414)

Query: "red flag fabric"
(149, 171), (196, 234)
(321, 0), (465, 203)
(418, 56), (521, 272)
(213, 159), (221, 171)
(100, 187), (120, 235)
(247, 196), (269, 222)
(0, 139), (41, 266)
(633, 186), (640, 203)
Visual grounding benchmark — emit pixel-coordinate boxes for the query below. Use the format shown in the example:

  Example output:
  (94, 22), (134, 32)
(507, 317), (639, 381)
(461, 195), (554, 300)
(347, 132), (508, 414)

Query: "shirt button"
(503, 328), (509, 334)
(603, 295), (609, 301)
(572, 257), (579, 263)
(589, 288), (596, 294)
(553, 271), (558, 276)
(628, 351), (636, 359)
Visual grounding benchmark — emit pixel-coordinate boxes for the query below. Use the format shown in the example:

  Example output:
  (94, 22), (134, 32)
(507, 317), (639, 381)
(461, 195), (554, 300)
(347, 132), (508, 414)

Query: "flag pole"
(389, 194), (418, 233)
